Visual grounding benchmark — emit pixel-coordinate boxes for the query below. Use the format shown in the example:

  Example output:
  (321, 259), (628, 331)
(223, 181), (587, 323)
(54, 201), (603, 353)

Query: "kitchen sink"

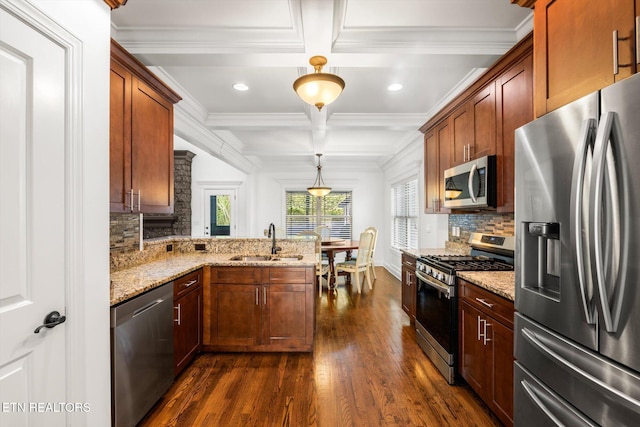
(228, 255), (304, 262)
(229, 255), (273, 261)
(272, 255), (304, 261)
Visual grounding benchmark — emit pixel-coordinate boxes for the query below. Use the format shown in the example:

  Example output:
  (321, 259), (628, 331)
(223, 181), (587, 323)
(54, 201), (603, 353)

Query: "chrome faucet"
(268, 223), (281, 255)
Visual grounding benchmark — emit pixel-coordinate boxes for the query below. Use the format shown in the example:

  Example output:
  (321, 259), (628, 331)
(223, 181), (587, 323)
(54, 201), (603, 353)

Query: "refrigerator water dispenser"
(521, 222), (561, 300)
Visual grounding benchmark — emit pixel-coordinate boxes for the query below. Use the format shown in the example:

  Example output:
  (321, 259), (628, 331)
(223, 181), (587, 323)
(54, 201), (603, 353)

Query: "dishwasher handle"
(132, 299), (164, 317)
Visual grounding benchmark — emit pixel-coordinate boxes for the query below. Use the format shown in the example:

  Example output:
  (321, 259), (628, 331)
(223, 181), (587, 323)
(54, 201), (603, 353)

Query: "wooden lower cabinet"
(174, 268), (203, 376)
(458, 279), (514, 427)
(204, 266), (315, 352)
(401, 253), (417, 322)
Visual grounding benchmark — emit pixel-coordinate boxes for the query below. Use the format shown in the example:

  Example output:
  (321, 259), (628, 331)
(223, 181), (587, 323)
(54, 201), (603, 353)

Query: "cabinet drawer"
(266, 267), (313, 284)
(174, 269), (202, 298)
(401, 253), (417, 269)
(459, 279), (514, 329)
(210, 266), (262, 284)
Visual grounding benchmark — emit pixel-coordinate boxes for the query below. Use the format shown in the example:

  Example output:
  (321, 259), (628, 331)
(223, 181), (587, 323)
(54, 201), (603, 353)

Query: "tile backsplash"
(448, 212), (514, 245)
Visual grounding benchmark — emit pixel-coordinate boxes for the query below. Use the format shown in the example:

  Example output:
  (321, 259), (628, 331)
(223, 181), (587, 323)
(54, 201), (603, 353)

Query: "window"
(286, 191), (352, 239)
(391, 179), (418, 250)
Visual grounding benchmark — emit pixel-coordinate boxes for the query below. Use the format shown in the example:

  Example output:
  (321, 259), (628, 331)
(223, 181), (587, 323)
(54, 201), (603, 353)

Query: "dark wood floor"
(139, 268), (499, 427)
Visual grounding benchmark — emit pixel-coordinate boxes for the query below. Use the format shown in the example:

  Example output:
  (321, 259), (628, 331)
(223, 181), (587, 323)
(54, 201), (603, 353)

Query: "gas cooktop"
(421, 254), (514, 272)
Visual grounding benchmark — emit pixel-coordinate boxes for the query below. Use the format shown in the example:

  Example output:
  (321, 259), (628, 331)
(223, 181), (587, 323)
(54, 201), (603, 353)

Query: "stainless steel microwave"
(443, 155), (496, 209)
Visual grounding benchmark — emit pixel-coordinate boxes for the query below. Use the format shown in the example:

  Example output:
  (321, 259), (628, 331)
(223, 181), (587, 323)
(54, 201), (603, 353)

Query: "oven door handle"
(416, 270), (452, 298)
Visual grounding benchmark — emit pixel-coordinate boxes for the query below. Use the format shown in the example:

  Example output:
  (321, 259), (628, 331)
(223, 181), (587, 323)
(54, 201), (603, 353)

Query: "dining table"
(321, 239), (360, 290)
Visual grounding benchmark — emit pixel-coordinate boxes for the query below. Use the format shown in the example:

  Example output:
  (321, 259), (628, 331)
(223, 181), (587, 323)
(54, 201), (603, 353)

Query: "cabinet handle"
(255, 287), (259, 305)
(613, 29), (632, 75)
(463, 144), (467, 162)
(614, 29), (620, 75)
(263, 286), (267, 305)
(475, 297), (495, 308)
(636, 17), (640, 66)
(483, 321), (491, 346)
(183, 279), (198, 288)
(129, 189), (134, 212)
(174, 304), (181, 326)
(137, 189), (141, 211)
(477, 315), (483, 341)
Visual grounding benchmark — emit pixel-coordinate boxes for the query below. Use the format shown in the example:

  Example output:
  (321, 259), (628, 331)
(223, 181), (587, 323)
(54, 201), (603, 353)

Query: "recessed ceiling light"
(233, 83), (249, 91)
(387, 83), (403, 91)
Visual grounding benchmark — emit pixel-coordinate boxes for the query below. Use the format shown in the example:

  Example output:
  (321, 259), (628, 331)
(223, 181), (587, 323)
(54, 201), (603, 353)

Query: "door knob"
(34, 311), (66, 333)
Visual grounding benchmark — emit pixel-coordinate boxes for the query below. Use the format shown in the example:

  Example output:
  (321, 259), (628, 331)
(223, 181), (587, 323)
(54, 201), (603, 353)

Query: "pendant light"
(307, 154), (331, 197)
(445, 177), (462, 199)
(293, 56), (345, 111)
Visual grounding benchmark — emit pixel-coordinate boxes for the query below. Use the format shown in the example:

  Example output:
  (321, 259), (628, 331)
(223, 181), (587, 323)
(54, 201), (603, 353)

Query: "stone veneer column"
(171, 150), (196, 235)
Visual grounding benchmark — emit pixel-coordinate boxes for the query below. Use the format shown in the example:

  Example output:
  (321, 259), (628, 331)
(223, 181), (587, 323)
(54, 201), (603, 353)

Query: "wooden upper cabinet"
(496, 54), (533, 213)
(110, 39), (181, 214)
(110, 60), (132, 212)
(450, 102), (472, 166)
(421, 33), (532, 214)
(533, 0), (637, 116)
(471, 83), (497, 160)
(424, 120), (451, 214)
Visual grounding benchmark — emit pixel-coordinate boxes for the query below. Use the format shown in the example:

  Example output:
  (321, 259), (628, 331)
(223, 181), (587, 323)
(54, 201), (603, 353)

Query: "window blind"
(391, 179), (418, 250)
(286, 191), (352, 239)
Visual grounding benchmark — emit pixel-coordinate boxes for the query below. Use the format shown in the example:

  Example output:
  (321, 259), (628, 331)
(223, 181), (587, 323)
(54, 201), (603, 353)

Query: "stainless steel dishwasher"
(111, 282), (174, 427)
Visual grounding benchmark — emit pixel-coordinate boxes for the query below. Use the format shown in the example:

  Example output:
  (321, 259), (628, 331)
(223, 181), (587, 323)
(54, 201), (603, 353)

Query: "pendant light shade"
(293, 56), (345, 111)
(307, 154), (331, 197)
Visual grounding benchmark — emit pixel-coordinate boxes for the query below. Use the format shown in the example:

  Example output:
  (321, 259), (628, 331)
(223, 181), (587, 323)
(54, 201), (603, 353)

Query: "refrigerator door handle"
(520, 379), (598, 427)
(522, 326), (640, 412)
(570, 118), (597, 324)
(591, 112), (630, 333)
(468, 163), (478, 203)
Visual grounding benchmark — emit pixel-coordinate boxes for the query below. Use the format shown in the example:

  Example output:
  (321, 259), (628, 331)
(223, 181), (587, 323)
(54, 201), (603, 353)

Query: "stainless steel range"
(414, 233), (514, 384)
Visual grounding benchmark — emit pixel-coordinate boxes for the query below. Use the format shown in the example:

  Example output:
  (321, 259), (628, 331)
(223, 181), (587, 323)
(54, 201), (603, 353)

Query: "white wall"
(382, 134), (449, 279)
(174, 136), (250, 237)
(28, 0), (111, 424)
(181, 138), (387, 264)
(179, 130), (449, 273)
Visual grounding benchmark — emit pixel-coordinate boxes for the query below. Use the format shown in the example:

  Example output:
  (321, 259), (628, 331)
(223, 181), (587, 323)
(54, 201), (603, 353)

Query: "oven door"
(415, 270), (454, 356)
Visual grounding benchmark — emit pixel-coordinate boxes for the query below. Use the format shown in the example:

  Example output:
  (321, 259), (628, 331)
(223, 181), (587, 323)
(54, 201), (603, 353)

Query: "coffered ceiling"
(110, 0), (532, 173)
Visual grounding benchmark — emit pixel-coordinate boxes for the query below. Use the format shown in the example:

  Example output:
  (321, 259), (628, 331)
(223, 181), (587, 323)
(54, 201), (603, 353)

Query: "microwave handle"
(468, 163), (478, 203)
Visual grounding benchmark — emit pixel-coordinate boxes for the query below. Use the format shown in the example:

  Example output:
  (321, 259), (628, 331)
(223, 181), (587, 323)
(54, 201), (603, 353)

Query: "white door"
(0, 3), (70, 425)
(203, 189), (237, 237)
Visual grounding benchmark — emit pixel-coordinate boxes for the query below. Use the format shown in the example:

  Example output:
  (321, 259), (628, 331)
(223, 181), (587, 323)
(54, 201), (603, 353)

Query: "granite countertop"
(456, 271), (515, 301)
(110, 253), (316, 306)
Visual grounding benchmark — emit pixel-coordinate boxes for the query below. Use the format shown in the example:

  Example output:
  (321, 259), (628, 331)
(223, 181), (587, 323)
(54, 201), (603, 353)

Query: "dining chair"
(364, 226), (378, 280)
(297, 230), (329, 296)
(314, 225), (331, 261)
(334, 229), (375, 293)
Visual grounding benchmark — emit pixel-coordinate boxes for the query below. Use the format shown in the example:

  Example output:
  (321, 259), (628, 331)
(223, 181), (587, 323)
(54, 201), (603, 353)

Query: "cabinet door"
(208, 284), (260, 347)
(424, 120), (451, 213)
(450, 102), (473, 166)
(489, 318), (515, 427)
(109, 60), (132, 212)
(174, 286), (202, 376)
(534, 0), (635, 116)
(471, 82), (496, 160)
(496, 54), (533, 213)
(131, 77), (174, 213)
(459, 300), (488, 399)
(262, 283), (314, 350)
(401, 266), (416, 320)
(424, 129), (439, 213)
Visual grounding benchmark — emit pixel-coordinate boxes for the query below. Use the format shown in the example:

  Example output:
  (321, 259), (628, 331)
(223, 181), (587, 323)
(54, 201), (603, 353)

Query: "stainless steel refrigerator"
(514, 73), (640, 426)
